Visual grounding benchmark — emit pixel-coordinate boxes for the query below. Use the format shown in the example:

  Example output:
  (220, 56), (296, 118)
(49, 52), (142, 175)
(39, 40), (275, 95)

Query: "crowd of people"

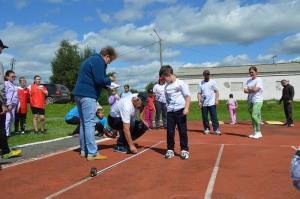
(0, 40), (48, 159)
(0, 41), (297, 185)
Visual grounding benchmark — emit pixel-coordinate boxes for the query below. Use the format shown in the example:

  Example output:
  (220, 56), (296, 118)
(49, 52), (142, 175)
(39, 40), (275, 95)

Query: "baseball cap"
(203, 70), (210, 76)
(137, 92), (149, 107)
(0, 40), (8, 48)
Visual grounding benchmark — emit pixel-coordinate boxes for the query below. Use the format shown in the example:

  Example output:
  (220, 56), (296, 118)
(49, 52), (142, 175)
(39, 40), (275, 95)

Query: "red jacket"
(17, 87), (29, 114)
(146, 95), (155, 111)
(28, 84), (48, 109)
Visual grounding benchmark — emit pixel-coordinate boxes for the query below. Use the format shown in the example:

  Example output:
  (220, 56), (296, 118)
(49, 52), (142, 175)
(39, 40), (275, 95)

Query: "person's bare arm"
(214, 90), (219, 106)
(183, 95), (191, 115)
(123, 123), (137, 153)
(197, 93), (202, 109)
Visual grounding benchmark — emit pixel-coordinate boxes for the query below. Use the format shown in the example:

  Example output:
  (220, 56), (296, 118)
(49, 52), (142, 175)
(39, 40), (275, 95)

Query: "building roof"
(176, 62), (300, 79)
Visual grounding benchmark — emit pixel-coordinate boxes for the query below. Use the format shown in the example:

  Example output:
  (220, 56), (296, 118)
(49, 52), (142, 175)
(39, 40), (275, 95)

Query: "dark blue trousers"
(166, 109), (188, 151)
(201, 105), (219, 131)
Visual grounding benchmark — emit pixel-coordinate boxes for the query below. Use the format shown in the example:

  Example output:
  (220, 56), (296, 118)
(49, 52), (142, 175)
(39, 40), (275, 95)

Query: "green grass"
(188, 100), (300, 121)
(8, 100), (300, 147)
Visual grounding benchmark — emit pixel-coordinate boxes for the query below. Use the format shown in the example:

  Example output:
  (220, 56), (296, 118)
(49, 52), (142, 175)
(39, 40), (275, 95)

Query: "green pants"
(248, 102), (263, 132)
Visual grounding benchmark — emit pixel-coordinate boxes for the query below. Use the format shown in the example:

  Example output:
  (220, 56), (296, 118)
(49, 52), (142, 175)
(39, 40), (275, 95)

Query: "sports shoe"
(113, 145), (129, 153)
(214, 129), (221, 135)
(180, 150), (190, 160)
(164, 150), (174, 159)
(204, 129), (210, 135)
(87, 153), (107, 160)
(2, 149), (22, 159)
(251, 132), (263, 139)
(288, 124), (295, 127)
(80, 150), (86, 158)
(21, 131), (25, 134)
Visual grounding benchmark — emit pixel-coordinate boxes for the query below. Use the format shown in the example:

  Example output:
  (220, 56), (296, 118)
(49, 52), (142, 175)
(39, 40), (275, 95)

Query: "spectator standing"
(153, 77), (167, 128)
(73, 46), (117, 160)
(28, 75), (48, 134)
(120, 84), (132, 98)
(279, 79), (295, 127)
(143, 89), (155, 129)
(108, 88), (120, 111)
(244, 66), (264, 139)
(14, 76), (29, 134)
(197, 70), (221, 135)
(226, 93), (238, 125)
(0, 39), (22, 159)
(4, 70), (18, 136)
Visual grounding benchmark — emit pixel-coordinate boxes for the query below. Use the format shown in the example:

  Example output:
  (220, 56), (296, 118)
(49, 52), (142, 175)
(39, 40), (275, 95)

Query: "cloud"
(15, 0), (29, 9)
(154, 0), (300, 45)
(108, 60), (182, 90)
(271, 33), (300, 55)
(96, 9), (112, 24)
(97, 0), (176, 23)
(223, 54), (250, 65)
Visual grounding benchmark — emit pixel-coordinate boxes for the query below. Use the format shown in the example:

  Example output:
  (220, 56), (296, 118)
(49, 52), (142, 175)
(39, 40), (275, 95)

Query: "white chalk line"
(44, 141), (162, 199)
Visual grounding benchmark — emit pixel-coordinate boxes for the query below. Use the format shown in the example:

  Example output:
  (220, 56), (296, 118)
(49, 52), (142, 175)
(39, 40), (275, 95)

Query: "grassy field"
(8, 100), (300, 147)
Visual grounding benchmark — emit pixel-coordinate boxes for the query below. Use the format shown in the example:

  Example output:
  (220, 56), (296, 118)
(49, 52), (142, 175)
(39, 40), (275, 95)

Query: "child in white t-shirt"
(159, 65), (191, 160)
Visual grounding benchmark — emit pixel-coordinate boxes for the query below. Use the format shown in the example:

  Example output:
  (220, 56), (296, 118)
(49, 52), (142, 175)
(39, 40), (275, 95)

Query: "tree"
(50, 40), (81, 92)
(145, 81), (156, 92)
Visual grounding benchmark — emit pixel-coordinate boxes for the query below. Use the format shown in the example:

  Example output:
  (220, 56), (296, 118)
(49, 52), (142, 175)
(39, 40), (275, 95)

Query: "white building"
(176, 62), (300, 101)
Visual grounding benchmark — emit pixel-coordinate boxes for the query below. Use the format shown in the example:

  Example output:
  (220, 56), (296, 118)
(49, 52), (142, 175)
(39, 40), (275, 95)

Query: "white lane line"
(291, 146), (298, 150)
(12, 136), (74, 148)
(204, 144), (224, 199)
(44, 141), (162, 199)
(190, 142), (295, 148)
(2, 138), (111, 169)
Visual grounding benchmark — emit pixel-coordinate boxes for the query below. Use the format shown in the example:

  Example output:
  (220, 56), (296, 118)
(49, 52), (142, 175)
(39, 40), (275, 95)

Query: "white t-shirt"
(153, 83), (166, 103)
(198, 79), (218, 106)
(109, 94), (137, 124)
(121, 91), (132, 98)
(245, 77), (263, 103)
(165, 79), (190, 112)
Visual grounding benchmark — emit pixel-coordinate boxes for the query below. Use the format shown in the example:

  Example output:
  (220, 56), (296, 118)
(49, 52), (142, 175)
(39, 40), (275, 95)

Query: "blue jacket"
(65, 106), (79, 121)
(73, 54), (111, 99)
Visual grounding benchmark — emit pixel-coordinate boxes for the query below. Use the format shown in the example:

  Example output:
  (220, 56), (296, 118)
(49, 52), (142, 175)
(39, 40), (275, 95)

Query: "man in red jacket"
(28, 75), (48, 134)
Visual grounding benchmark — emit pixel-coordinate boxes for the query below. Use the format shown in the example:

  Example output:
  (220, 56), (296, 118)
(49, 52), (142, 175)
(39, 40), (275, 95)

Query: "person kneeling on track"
(108, 92), (149, 154)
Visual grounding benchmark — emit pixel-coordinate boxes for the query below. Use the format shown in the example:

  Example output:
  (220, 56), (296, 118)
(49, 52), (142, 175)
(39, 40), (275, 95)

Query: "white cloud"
(15, 0), (29, 9)
(271, 33), (300, 55)
(154, 0), (300, 45)
(223, 54), (250, 65)
(96, 9), (112, 24)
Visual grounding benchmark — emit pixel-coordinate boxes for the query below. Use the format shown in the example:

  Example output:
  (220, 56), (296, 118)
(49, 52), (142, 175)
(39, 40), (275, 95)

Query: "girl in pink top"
(226, 94), (238, 124)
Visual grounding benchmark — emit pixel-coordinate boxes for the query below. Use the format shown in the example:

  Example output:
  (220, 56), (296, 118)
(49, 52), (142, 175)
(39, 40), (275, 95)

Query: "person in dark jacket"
(279, 79), (295, 127)
(73, 46), (117, 160)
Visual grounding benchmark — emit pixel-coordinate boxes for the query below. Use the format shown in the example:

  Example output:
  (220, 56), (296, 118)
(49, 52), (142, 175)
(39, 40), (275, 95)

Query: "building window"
(276, 81), (282, 91)
(231, 82), (243, 92)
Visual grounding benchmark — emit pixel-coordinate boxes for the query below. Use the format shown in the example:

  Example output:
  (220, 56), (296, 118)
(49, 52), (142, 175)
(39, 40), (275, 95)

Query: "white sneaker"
(204, 129), (210, 134)
(251, 132), (263, 139)
(214, 129), (221, 135)
(180, 150), (189, 160)
(164, 150), (174, 159)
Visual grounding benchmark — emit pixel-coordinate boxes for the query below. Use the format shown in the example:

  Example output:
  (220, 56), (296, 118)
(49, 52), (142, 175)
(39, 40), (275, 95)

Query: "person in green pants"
(244, 66), (264, 139)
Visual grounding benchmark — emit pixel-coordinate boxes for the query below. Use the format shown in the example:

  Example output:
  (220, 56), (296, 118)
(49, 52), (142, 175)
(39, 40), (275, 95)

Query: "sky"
(1, 0), (300, 90)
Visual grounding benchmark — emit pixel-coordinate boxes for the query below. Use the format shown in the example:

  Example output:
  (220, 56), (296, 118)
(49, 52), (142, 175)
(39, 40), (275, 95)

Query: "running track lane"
(48, 143), (222, 199)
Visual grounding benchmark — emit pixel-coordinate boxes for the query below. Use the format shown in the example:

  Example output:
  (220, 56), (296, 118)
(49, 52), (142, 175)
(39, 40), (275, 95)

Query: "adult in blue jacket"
(73, 46), (117, 161)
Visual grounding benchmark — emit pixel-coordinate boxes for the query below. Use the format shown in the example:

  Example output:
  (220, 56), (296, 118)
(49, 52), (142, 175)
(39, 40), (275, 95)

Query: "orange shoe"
(87, 154), (107, 160)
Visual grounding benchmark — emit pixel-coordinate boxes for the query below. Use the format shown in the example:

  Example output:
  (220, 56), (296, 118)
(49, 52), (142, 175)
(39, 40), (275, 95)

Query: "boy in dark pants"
(159, 65), (191, 159)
